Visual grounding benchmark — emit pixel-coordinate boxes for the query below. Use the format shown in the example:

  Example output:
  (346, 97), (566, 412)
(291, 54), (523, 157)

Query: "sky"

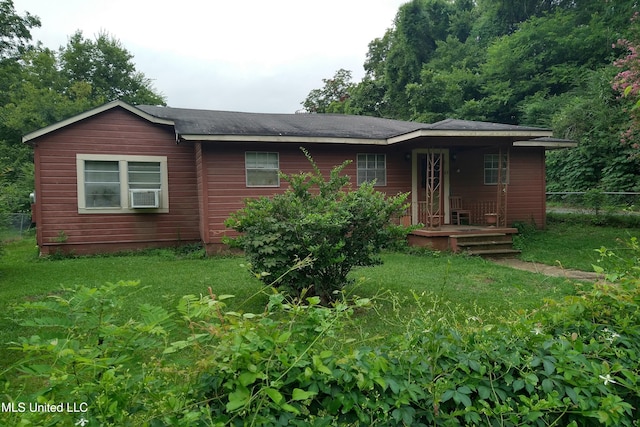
(14, 0), (407, 113)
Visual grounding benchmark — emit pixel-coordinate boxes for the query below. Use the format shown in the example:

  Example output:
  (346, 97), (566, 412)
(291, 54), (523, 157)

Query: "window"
(245, 152), (279, 187)
(76, 154), (168, 213)
(128, 162), (161, 190)
(484, 153), (508, 185)
(84, 160), (121, 208)
(357, 153), (386, 186)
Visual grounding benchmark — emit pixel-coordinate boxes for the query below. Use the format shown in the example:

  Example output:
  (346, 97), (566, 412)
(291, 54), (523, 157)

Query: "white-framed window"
(76, 154), (169, 213)
(484, 153), (508, 185)
(245, 152), (279, 187)
(357, 153), (386, 186)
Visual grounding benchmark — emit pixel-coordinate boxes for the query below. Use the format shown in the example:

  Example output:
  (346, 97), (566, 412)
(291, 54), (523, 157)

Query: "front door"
(411, 149), (450, 227)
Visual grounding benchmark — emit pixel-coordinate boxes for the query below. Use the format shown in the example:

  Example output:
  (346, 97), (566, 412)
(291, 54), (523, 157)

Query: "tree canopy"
(0, 0), (165, 216)
(302, 0), (640, 193)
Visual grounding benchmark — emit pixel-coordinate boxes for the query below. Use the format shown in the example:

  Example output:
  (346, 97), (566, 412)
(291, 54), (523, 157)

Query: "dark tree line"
(304, 0), (640, 194)
(0, 0), (165, 217)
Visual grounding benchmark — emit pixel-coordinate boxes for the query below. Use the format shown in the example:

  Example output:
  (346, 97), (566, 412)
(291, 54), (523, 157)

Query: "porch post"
(411, 150), (418, 225)
(496, 147), (509, 227)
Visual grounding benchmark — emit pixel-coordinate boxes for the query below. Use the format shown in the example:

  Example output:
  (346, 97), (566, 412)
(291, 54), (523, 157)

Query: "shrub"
(594, 236), (640, 281)
(5, 277), (639, 426)
(584, 188), (607, 215)
(4, 281), (182, 426)
(4, 242), (639, 426)
(224, 148), (410, 303)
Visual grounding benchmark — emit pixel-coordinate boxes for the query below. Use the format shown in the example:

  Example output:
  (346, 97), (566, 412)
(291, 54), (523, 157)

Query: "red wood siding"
(508, 147), (546, 226)
(33, 108), (200, 255)
(450, 146), (546, 226)
(33, 109), (548, 256)
(202, 143), (412, 248)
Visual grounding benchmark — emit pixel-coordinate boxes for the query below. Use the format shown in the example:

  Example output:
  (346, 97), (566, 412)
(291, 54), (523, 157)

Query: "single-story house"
(23, 100), (575, 256)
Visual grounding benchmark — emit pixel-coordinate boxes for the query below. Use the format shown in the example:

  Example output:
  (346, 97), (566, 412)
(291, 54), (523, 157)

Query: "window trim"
(356, 153), (387, 186)
(245, 151), (280, 187)
(483, 153), (508, 185)
(76, 154), (169, 214)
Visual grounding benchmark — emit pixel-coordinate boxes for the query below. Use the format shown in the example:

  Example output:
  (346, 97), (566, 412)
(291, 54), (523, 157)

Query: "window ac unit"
(130, 189), (161, 208)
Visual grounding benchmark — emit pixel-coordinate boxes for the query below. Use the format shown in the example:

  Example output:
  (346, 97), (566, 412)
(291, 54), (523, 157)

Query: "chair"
(450, 196), (471, 225)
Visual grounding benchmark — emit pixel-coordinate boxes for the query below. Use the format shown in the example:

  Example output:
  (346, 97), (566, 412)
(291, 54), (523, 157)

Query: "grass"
(1, 219), (636, 382)
(516, 216), (639, 271)
(348, 252), (576, 337)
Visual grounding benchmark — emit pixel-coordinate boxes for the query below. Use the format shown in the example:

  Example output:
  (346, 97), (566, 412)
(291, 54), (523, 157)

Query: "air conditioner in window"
(130, 189), (161, 208)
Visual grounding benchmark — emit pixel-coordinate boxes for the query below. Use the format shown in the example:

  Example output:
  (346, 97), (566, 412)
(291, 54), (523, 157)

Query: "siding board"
(34, 108), (200, 255)
(450, 146), (545, 226)
(202, 143), (411, 247)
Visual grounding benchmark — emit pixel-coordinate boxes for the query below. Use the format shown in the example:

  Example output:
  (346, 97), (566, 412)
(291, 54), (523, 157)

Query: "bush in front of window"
(225, 148), (410, 304)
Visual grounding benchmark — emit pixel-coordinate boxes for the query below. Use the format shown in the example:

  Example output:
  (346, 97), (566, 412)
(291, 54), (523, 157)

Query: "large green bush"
(224, 149), (410, 303)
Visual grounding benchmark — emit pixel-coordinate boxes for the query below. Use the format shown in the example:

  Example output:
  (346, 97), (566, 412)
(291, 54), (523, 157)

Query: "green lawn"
(1, 222), (637, 424)
(0, 237), (570, 365)
(1, 221), (635, 376)
(516, 219), (638, 271)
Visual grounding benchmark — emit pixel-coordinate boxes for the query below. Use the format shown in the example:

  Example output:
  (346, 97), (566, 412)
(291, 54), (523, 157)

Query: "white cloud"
(14, 0), (405, 112)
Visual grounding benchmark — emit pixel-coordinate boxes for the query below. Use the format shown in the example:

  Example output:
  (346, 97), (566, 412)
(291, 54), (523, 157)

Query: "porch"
(407, 225), (520, 257)
(403, 200), (503, 227)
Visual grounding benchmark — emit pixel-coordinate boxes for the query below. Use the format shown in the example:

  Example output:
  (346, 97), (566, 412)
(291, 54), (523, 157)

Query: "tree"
(0, 0), (40, 219)
(548, 67), (640, 193)
(225, 149), (409, 304)
(0, 5), (166, 214)
(406, 35), (484, 122)
(472, 7), (626, 125)
(0, 0), (40, 104)
(59, 30), (165, 106)
(382, 0), (454, 119)
(302, 69), (354, 113)
(0, 0), (39, 57)
(299, 0), (640, 193)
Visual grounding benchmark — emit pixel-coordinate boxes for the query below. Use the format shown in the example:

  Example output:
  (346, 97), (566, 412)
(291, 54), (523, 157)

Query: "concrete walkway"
(491, 257), (603, 282)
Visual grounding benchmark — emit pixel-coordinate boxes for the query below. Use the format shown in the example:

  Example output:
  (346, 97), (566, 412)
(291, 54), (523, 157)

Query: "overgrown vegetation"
(2, 214), (638, 425)
(224, 149), (410, 304)
(303, 0), (640, 194)
(2, 239), (639, 425)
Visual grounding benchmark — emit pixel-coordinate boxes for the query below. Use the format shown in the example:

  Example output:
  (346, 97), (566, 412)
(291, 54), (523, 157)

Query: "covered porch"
(386, 119), (576, 255)
(405, 147), (510, 229)
(401, 145), (515, 256)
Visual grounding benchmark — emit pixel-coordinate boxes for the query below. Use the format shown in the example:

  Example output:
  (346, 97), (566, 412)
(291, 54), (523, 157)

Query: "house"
(23, 100), (575, 256)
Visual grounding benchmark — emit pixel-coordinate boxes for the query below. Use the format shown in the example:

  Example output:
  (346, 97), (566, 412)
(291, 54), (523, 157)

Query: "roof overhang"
(513, 137), (577, 149)
(387, 129), (554, 145)
(22, 100), (175, 144)
(23, 100), (573, 149)
(179, 134), (388, 145)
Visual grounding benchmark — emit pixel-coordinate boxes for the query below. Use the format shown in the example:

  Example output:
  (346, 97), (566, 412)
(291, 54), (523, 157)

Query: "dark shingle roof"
(427, 118), (549, 132)
(22, 100), (558, 144)
(137, 105), (423, 139)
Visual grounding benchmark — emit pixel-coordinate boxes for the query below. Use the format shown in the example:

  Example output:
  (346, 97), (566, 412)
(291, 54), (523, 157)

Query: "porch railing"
(468, 200), (497, 225)
(399, 201), (499, 227)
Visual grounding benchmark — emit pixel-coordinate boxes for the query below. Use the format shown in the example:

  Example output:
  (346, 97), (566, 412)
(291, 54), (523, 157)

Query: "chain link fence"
(1, 213), (34, 239)
(546, 191), (640, 214)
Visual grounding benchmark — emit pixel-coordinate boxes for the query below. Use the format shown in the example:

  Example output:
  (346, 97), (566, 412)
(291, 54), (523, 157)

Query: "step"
(452, 233), (510, 239)
(450, 232), (519, 257)
(458, 242), (515, 252)
(453, 234), (513, 243)
(466, 248), (522, 257)
(456, 240), (513, 247)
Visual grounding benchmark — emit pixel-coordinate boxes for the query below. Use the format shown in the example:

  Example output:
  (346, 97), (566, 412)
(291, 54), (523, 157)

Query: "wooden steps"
(450, 233), (520, 257)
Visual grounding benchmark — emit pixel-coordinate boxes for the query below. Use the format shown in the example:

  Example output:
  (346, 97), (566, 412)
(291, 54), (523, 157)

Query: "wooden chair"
(450, 196), (471, 225)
